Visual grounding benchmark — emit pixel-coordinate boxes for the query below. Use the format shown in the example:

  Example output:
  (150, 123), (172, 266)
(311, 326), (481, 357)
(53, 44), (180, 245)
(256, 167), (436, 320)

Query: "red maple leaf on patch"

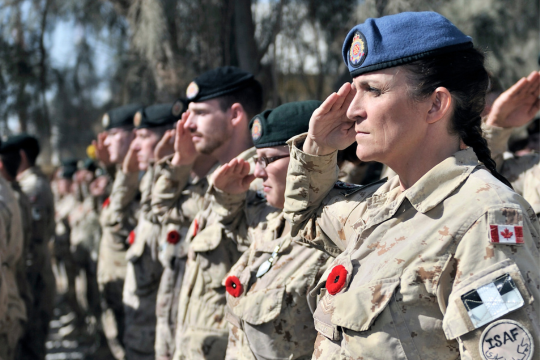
(500, 228), (513, 239)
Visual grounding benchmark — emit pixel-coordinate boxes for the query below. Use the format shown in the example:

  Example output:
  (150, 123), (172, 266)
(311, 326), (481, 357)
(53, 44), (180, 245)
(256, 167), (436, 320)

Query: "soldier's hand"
(213, 158), (255, 195)
(303, 82), (357, 156)
(172, 111), (198, 166)
(486, 70), (540, 128)
(93, 132), (111, 166)
(122, 143), (139, 174)
(155, 129), (176, 161)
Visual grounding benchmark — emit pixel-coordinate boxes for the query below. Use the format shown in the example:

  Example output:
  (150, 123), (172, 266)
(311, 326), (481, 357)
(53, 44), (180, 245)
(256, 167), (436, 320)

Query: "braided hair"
(404, 48), (513, 189)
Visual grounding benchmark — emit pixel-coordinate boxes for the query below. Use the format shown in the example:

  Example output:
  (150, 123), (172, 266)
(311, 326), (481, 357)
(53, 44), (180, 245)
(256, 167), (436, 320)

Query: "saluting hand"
(93, 132), (111, 166)
(304, 82), (357, 156)
(212, 158), (255, 195)
(171, 111), (198, 166)
(487, 70), (540, 128)
(122, 142), (139, 174)
(154, 129), (176, 161)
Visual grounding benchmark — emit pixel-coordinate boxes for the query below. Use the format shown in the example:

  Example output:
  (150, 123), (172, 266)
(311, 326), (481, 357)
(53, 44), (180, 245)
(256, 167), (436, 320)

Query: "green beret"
(78, 158), (97, 172)
(134, 103), (177, 129)
(186, 66), (259, 102)
(171, 98), (189, 117)
(249, 100), (321, 148)
(60, 159), (78, 179)
(1, 134), (40, 158)
(102, 104), (143, 130)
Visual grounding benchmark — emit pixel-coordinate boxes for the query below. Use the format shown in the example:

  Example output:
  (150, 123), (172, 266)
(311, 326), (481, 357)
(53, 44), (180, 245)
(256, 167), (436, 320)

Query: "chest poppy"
(128, 230), (135, 245)
(167, 230), (181, 245)
(225, 275), (243, 298)
(326, 265), (348, 295)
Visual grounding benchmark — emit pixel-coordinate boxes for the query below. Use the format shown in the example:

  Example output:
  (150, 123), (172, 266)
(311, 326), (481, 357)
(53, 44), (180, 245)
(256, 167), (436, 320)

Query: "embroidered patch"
(172, 100), (184, 117)
(490, 225), (524, 245)
(128, 230), (135, 245)
(225, 276), (243, 297)
(349, 31), (368, 68)
(461, 273), (524, 328)
(186, 82), (199, 99)
(167, 230), (181, 245)
(102, 113), (110, 128)
(133, 111), (142, 127)
(251, 118), (262, 141)
(479, 319), (534, 360)
(326, 265), (348, 295)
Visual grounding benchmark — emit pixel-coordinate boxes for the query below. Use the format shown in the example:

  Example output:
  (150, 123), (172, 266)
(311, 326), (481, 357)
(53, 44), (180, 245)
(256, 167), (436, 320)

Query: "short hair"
(0, 150), (21, 179)
(19, 136), (40, 166)
(217, 80), (263, 120)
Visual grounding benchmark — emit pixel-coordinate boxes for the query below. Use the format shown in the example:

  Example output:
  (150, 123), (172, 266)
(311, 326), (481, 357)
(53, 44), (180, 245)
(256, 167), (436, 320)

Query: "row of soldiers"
(0, 65), (538, 360)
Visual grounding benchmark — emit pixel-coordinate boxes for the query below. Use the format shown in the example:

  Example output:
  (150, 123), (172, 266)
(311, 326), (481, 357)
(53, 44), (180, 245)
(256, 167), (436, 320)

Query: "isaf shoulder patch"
(479, 319), (534, 360)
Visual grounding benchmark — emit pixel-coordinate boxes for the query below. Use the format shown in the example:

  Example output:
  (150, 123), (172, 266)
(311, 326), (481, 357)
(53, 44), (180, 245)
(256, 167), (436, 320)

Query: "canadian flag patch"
(489, 225), (524, 245)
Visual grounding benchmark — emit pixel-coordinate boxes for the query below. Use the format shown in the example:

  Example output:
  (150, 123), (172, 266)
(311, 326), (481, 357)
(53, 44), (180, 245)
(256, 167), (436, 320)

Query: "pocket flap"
(190, 224), (223, 253)
(230, 287), (284, 325)
(443, 259), (532, 340)
(331, 277), (400, 332)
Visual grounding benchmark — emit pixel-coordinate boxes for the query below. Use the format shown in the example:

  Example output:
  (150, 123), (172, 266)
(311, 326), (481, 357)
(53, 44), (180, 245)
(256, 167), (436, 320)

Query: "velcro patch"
(479, 319), (534, 360)
(490, 225), (524, 245)
(461, 274), (524, 329)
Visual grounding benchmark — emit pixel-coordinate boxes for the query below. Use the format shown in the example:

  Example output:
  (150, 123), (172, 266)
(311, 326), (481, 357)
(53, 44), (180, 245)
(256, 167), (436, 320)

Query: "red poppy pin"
(326, 265), (348, 295)
(193, 219), (199, 237)
(102, 197), (110, 209)
(225, 276), (243, 298)
(128, 230), (135, 245)
(167, 230), (181, 245)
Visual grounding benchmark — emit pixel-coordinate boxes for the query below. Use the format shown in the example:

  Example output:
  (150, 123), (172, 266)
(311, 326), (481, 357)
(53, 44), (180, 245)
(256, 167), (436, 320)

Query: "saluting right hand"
(93, 132), (111, 166)
(122, 143), (139, 174)
(171, 111), (198, 166)
(212, 158), (255, 195)
(304, 82), (357, 156)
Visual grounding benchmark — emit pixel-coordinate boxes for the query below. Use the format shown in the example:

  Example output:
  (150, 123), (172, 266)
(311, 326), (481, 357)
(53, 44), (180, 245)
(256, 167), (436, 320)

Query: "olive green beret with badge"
(185, 66), (259, 102)
(102, 104), (143, 130)
(60, 158), (78, 179)
(134, 103), (177, 129)
(249, 100), (322, 148)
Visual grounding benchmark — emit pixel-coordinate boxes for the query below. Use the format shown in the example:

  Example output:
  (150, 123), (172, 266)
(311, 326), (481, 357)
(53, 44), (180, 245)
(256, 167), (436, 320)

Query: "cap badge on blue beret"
(102, 114), (110, 128)
(172, 101), (184, 117)
(349, 32), (368, 68)
(186, 82), (199, 99)
(251, 118), (262, 141)
(133, 111), (142, 127)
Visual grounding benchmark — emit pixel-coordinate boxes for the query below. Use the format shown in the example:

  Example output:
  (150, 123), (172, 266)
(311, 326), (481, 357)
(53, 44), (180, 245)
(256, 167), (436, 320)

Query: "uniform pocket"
(189, 224), (223, 253)
(230, 287), (285, 325)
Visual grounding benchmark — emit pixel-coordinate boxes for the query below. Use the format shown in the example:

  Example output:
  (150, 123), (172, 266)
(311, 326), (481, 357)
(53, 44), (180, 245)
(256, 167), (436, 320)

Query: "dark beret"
(342, 11), (473, 78)
(0, 134), (40, 156)
(102, 104), (143, 130)
(78, 158), (97, 172)
(60, 159), (78, 179)
(249, 100), (321, 148)
(185, 66), (257, 102)
(171, 98), (189, 118)
(134, 103), (177, 129)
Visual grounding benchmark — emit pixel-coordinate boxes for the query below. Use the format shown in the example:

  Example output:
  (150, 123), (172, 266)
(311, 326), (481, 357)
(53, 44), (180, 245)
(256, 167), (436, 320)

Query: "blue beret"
(342, 12), (473, 77)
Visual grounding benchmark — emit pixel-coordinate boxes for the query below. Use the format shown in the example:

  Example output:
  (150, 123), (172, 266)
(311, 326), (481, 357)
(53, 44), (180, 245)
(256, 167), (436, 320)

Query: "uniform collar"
(403, 147), (480, 214)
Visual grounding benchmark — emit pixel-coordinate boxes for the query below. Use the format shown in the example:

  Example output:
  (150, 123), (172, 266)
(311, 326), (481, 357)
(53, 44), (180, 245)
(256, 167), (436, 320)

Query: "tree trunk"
(234, 0), (259, 75)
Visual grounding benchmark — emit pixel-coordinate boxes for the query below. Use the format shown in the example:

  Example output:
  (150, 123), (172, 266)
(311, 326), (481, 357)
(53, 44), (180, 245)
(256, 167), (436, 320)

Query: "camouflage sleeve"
(151, 157), (192, 221)
(108, 168), (139, 213)
(224, 325), (242, 360)
(441, 205), (540, 359)
(209, 185), (247, 227)
(482, 122), (514, 172)
(283, 133), (342, 255)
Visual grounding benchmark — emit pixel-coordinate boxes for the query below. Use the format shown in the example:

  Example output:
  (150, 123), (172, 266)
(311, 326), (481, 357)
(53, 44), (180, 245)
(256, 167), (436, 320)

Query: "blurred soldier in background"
(54, 159), (86, 335)
(122, 104), (176, 360)
(0, 138), (26, 360)
(95, 103), (141, 360)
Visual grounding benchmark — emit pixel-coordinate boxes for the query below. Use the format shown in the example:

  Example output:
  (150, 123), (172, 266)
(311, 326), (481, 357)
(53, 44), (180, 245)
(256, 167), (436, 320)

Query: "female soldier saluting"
(284, 12), (540, 360)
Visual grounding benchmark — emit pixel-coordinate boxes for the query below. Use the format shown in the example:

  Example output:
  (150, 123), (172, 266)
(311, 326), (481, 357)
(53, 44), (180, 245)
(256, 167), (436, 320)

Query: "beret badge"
(133, 111), (142, 127)
(251, 118), (262, 141)
(186, 81), (199, 100)
(172, 100), (184, 117)
(349, 31), (368, 68)
(102, 114), (110, 128)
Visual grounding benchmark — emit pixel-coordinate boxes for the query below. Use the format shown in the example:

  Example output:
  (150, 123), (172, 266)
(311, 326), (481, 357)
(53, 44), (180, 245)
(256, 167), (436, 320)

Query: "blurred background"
(0, 0), (538, 166)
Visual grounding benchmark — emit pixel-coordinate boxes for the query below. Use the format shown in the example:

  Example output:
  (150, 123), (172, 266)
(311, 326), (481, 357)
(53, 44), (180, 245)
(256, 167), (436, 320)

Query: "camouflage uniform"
(152, 156), (216, 360)
(484, 124), (540, 215)
(284, 134), (540, 359)
(16, 166), (56, 360)
(98, 168), (139, 360)
(123, 164), (163, 360)
(221, 197), (332, 360)
(172, 148), (261, 360)
(0, 176), (26, 360)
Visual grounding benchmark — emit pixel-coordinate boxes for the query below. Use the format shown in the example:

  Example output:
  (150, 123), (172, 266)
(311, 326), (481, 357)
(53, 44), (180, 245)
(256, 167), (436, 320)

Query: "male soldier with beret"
(96, 104), (141, 360)
(0, 139), (25, 360)
(122, 103), (177, 360)
(159, 66), (263, 360)
(7, 134), (56, 360)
